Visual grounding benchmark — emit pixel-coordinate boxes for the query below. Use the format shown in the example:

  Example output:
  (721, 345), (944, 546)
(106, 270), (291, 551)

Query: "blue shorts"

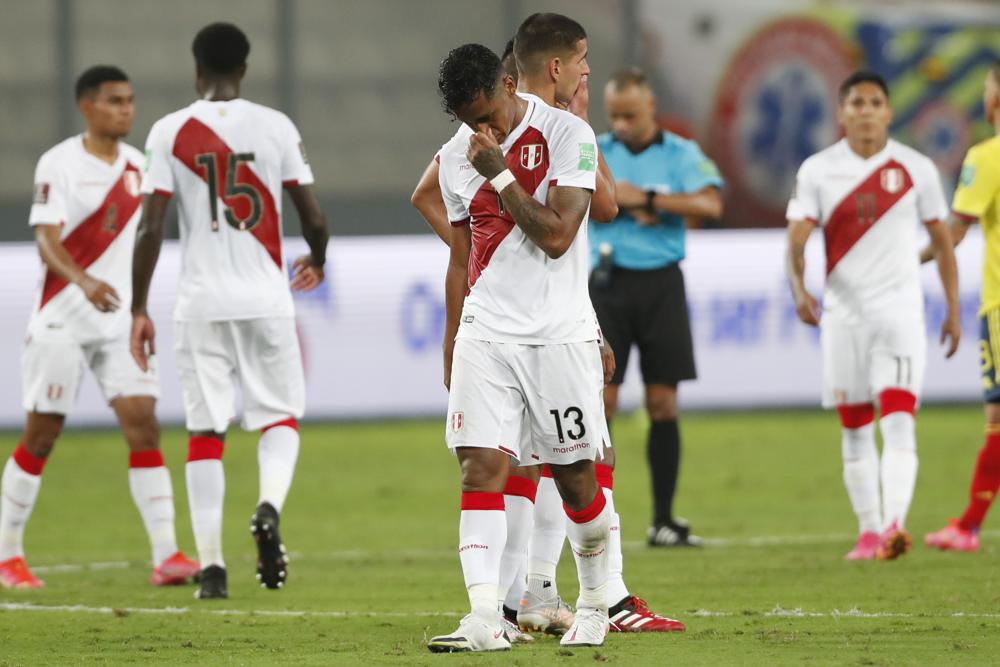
(980, 309), (1000, 403)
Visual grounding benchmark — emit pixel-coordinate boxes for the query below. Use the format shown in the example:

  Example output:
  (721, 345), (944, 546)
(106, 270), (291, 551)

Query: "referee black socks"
(648, 419), (681, 527)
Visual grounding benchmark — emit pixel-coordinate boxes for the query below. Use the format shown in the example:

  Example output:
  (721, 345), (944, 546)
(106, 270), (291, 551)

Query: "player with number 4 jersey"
(786, 71), (960, 562)
(131, 23), (329, 600)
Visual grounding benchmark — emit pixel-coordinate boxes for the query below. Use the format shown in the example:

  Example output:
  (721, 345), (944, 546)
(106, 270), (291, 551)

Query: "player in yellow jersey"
(922, 62), (1000, 552)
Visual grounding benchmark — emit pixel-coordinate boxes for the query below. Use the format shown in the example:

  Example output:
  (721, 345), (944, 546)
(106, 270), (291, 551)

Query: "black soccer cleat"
(250, 502), (288, 590)
(647, 518), (704, 548)
(194, 565), (228, 599)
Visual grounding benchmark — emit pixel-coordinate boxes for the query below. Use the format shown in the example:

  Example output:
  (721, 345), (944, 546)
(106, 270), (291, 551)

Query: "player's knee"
(457, 449), (507, 493)
(123, 419), (160, 452)
(646, 391), (678, 421)
(21, 436), (57, 459)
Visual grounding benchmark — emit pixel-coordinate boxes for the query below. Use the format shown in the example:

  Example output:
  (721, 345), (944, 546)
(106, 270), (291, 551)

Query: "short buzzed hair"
(75, 65), (129, 100)
(513, 12), (587, 76)
(192, 22), (250, 76)
(838, 70), (889, 102)
(500, 38), (518, 83)
(608, 67), (649, 92)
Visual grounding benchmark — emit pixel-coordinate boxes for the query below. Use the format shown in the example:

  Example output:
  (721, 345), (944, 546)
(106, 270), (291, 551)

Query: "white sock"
(879, 411), (918, 529)
(841, 423), (881, 534)
(498, 492), (533, 608)
(258, 424), (300, 513)
(459, 492), (506, 614)
(565, 491), (610, 612)
(128, 464), (179, 566)
(504, 557), (527, 611)
(0, 456), (42, 561)
(603, 487), (630, 607)
(526, 475), (565, 601)
(186, 459), (226, 568)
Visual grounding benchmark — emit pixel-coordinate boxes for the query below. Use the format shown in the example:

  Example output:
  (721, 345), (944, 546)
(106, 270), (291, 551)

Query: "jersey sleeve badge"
(33, 183), (50, 204)
(578, 143), (596, 172)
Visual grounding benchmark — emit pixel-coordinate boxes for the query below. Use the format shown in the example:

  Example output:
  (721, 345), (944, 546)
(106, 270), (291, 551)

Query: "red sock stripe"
(187, 436), (224, 462)
(12, 443), (46, 475)
(460, 491), (505, 511)
(503, 475), (537, 502)
(837, 403), (875, 429)
(540, 464), (553, 478)
(595, 463), (614, 490)
(262, 418), (298, 433)
(129, 450), (165, 468)
(879, 389), (917, 416)
(564, 487), (608, 524)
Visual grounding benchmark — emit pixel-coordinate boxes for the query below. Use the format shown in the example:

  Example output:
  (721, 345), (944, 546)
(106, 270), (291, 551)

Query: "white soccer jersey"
(141, 99), (314, 321)
(438, 93), (600, 344)
(27, 135), (145, 342)
(787, 138), (948, 323)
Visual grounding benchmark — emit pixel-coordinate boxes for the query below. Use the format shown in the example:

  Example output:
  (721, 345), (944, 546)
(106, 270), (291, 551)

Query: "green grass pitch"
(0, 406), (998, 665)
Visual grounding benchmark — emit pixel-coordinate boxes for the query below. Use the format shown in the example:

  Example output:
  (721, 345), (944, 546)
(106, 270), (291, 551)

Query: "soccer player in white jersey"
(426, 43), (611, 653)
(786, 71), (960, 561)
(131, 23), (329, 600)
(0, 66), (199, 589)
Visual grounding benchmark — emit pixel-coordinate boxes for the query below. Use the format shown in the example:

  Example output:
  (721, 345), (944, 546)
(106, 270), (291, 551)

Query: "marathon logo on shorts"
(33, 183), (50, 204)
(553, 441), (590, 454)
(520, 144), (544, 170)
(47, 384), (63, 400)
(450, 411), (464, 433)
(880, 167), (904, 194)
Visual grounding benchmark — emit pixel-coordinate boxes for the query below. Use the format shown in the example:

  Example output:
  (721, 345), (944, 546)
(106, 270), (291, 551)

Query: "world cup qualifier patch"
(33, 183), (50, 204)
(578, 143), (596, 171)
(960, 163), (976, 187)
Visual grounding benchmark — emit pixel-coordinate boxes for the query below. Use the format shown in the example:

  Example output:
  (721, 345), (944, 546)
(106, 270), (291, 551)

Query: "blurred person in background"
(592, 67), (723, 549)
(786, 70), (960, 561)
(924, 61), (1000, 553)
(0, 65), (199, 589)
(132, 22), (329, 599)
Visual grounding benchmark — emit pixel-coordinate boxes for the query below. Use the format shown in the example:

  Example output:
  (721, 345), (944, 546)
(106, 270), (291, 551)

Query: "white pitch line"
(31, 561), (131, 574)
(0, 602), (462, 619)
(2, 602), (998, 621)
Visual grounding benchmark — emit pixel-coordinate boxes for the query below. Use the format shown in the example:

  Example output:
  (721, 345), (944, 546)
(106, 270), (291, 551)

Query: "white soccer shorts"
(821, 316), (927, 408)
(174, 318), (305, 433)
(21, 333), (160, 414)
(445, 338), (610, 466)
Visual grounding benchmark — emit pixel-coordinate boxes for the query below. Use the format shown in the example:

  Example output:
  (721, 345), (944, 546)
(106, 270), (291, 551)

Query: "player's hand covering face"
(467, 130), (507, 180)
(456, 75), (518, 145)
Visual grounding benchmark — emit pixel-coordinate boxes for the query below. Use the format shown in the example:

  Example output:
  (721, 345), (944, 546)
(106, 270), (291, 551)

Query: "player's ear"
(502, 73), (516, 95)
(548, 57), (560, 84)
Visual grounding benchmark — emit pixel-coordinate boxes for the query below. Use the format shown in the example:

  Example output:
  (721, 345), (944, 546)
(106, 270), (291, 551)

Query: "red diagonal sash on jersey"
(172, 117), (282, 268)
(467, 127), (551, 288)
(39, 163), (142, 310)
(824, 159), (913, 275)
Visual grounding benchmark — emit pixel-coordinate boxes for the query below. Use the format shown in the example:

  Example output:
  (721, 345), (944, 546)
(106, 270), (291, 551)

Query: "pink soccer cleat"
(151, 551), (200, 586)
(0, 556), (44, 589)
(844, 531), (880, 560)
(924, 520), (981, 553)
(876, 521), (912, 560)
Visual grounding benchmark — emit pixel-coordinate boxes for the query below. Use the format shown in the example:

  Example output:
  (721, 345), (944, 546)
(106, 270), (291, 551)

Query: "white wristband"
(490, 169), (516, 193)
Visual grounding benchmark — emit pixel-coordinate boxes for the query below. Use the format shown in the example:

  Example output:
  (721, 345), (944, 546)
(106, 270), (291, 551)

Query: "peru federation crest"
(450, 411), (464, 433)
(880, 167), (904, 194)
(520, 144), (544, 170)
(124, 171), (142, 197)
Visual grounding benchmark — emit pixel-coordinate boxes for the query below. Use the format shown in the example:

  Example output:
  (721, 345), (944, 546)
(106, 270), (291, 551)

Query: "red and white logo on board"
(520, 144), (544, 170)
(880, 167), (904, 194)
(450, 411), (464, 432)
(123, 171), (141, 197)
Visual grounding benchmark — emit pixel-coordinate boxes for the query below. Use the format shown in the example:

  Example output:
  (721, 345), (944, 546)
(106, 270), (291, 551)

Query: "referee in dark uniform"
(591, 68), (723, 547)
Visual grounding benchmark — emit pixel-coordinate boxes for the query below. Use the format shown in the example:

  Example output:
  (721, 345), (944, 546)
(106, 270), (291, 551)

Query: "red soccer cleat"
(608, 596), (686, 632)
(844, 531), (880, 560)
(151, 551), (200, 586)
(875, 521), (912, 561)
(0, 556), (44, 589)
(925, 519), (981, 553)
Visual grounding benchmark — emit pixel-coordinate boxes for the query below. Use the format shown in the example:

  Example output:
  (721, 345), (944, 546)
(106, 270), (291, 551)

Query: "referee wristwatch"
(644, 189), (656, 214)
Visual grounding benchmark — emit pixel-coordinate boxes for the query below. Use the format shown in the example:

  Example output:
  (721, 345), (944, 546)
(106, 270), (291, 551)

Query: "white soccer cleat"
(517, 590), (575, 635)
(560, 606), (609, 647)
(427, 610), (512, 653)
(502, 616), (534, 643)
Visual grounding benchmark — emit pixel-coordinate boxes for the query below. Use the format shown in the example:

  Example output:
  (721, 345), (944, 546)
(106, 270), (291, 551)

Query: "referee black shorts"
(589, 262), (696, 386)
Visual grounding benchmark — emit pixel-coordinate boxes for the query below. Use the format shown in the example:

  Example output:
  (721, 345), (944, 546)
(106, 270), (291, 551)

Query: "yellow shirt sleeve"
(952, 143), (1000, 219)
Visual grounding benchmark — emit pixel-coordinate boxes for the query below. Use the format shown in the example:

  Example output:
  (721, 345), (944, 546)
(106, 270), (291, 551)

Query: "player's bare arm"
(34, 224), (120, 313)
(466, 131), (591, 259)
(786, 218), (820, 326)
(926, 219), (962, 357)
(410, 159), (452, 246)
(130, 192), (169, 371)
(919, 214), (973, 263)
(286, 183), (329, 292)
(442, 223), (471, 389)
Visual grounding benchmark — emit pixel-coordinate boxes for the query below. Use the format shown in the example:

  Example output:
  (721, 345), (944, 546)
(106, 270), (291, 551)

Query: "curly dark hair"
(437, 43), (502, 118)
